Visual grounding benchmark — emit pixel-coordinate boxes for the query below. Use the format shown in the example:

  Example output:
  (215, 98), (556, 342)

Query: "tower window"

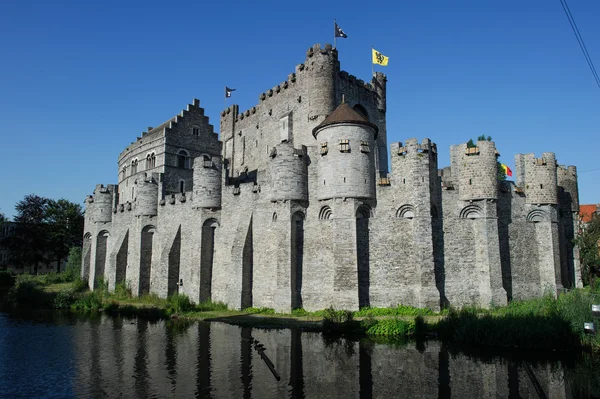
(179, 181), (185, 193)
(177, 150), (190, 169)
(320, 142), (328, 155)
(360, 141), (370, 153)
(131, 159), (138, 175)
(339, 139), (350, 153)
(147, 153), (156, 169)
(192, 126), (200, 136)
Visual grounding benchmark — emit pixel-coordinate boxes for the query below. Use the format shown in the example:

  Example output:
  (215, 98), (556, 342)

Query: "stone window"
(121, 168), (126, 181)
(360, 141), (370, 153)
(320, 142), (328, 155)
(177, 150), (190, 169)
(131, 159), (138, 175)
(179, 180), (185, 193)
(339, 139), (350, 153)
(203, 155), (213, 168)
(192, 126), (200, 136)
(147, 153), (156, 169)
(280, 114), (292, 142)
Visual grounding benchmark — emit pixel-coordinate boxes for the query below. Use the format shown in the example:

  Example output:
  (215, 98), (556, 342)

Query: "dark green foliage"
(574, 215), (600, 285)
(6, 275), (48, 306)
(363, 318), (416, 337)
(355, 305), (434, 317)
(243, 307), (275, 314)
(112, 282), (132, 299)
(53, 287), (77, 309)
(436, 286), (600, 350)
(323, 307), (354, 323)
(0, 270), (15, 291)
(5, 195), (84, 274)
(196, 300), (229, 312)
(165, 294), (195, 315)
(63, 247), (82, 282)
(71, 290), (104, 311)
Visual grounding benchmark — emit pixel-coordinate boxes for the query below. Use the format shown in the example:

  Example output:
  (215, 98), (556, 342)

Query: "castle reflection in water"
(66, 315), (586, 398)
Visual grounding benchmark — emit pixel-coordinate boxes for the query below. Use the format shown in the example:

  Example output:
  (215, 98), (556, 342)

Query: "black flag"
(334, 22), (347, 38)
(225, 86), (236, 98)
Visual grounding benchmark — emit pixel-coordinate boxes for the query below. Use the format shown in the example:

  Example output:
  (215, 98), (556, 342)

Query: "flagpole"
(371, 46), (374, 78)
(224, 86), (226, 110)
(333, 19), (336, 48)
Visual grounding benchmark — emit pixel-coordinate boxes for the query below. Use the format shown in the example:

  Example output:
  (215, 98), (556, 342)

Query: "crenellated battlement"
(515, 152), (558, 205)
(450, 140), (499, 201)
(557, 164), (579, 211)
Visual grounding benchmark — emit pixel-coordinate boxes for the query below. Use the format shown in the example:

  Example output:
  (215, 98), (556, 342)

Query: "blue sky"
(0, 0), (598, 218)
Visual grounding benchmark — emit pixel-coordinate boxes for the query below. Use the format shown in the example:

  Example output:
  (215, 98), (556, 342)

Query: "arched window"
(146, 154), (151, 169)
(146, 152), (156, 169)
(177, 150), (190, 169)
(131, 159), (138, 175)
(121, 167), (126, 181)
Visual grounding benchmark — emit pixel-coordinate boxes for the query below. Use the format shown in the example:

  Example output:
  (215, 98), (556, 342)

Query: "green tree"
(6, 194), (50, 274)
(46, 199), (84, 272)
(574, 215), (600, 285)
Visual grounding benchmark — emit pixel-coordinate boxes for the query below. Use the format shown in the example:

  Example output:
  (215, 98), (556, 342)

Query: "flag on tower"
(225, 86), (236, 98)
(334, 22), (347, 38)
(501, 164), (513, 177)
(372, 48), (389, 66)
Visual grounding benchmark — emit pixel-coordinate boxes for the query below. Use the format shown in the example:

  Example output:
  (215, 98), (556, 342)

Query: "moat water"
(0, 311), (599, 398)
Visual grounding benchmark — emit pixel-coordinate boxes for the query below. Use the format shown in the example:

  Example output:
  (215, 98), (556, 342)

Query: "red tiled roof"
(579, 204), (598, 223)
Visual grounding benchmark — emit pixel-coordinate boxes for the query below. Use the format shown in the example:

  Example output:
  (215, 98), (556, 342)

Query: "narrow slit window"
(320, 142), (328, 155)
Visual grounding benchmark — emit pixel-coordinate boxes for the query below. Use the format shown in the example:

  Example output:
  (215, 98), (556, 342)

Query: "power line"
(559, 0), (600, 89)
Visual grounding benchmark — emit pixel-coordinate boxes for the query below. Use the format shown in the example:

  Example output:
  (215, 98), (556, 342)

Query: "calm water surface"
(0, 311), (599, 398)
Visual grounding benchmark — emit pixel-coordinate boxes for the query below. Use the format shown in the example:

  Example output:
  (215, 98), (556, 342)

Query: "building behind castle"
(82, 44), (581, 311)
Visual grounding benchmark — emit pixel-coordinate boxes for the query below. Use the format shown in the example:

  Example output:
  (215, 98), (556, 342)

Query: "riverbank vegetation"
(2, 269), (600, 352)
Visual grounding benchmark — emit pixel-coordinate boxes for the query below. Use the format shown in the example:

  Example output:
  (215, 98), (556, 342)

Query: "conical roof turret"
(312, 101), (378, 138)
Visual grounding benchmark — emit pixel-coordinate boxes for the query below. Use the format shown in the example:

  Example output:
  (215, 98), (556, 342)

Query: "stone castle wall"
(82, 44), (581, 311)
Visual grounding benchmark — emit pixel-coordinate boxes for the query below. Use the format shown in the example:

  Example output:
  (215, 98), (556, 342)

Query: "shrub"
(0, 270), (15, 291)
(53, 288), (76, 309)
(243, 307), (275, 314)
(323, 307), (353, 324)
(71, 290), (104, 311)
(112, 282), (132, 300)
(64, 247), (82, 282)
(364, 318), (416, 337)
(7, 275), (47, 306)
(166, 294), (195, 315)
(354, 304), (435, 317)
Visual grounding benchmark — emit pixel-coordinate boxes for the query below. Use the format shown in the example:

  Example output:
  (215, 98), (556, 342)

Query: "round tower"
(458, 140), (499, 201)
(93, 185), (113, 223)
(313, 102), (378, 201)
(269, 142), (308, 202)
(193, 155), (222, 208)
(135, 178), (159, 216)
(557, 165), (579, 211)
(520, 152), (558, 205)
(307, 44), (339, 124)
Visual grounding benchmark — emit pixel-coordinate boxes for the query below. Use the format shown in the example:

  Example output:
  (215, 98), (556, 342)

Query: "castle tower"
(269, 142), (308, 202)
(313, 101), (378, 201)
(135, 176), (159, 216)
(456, 140), (499, 201)
(448, 140), (506, 307)
(93, 185), (114, 223)
(389, 138), (440, 309)
(373, 72), (386, 113)
(193, 155), (222, 208)
(307, 44), (339, 125)
(514, 152), (562, 295)
(557, 165), (583, 288)
(515, 152), (558, 205)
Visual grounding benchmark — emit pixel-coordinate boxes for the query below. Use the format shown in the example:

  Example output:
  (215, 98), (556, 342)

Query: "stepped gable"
(312, 101), (379, 138)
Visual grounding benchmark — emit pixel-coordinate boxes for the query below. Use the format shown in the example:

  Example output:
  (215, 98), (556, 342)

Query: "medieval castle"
(82, 43), (581, 312)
